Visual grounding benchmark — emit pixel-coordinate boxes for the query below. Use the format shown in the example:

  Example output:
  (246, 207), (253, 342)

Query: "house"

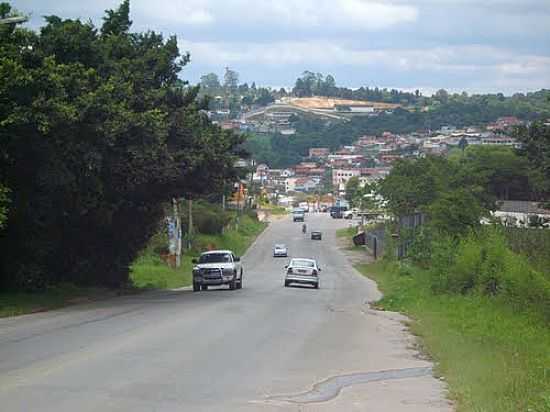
(309, 148), (330, 158)
(294, 177), (320, 192)
(481, 135), (520, 148)
(492, 201), (550, 228)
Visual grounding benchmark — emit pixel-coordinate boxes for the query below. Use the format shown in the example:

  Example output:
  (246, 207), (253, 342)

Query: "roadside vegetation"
(336, 226), (356, 238)
(0, 2), (248, 295)
(352, 129), (550, 411)
(357, 260), (550, 412)
(0, 284), (111, 318)
(130, 202), (266, 289)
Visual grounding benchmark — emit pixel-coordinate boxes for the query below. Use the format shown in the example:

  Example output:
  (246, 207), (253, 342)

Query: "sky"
(12, 0), (550, 95)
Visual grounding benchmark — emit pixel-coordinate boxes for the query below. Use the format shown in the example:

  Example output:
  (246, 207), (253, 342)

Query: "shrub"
(429, 228), (550, 322)
(429, 235), (459, 293)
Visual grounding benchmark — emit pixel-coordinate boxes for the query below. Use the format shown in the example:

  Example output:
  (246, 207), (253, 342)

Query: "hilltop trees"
(0, 1), (245, 290)
(515, 121), (550, 197)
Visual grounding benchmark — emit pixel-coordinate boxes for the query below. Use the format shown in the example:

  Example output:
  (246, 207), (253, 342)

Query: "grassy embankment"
(130, 213), (267, 289)
(356, 240), (550, 411)
(260, 205), (288, 216)
(0, 284), (112, 318)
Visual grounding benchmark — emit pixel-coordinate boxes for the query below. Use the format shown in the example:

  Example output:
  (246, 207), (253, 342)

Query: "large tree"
(0, 1), (245, 290)
(514, 121), (550, 198)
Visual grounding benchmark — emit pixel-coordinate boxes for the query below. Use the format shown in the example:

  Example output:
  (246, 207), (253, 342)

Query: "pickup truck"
(192, 250), (243, 291)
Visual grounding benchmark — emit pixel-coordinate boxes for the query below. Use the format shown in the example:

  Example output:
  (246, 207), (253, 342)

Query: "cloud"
(131, 0), (418, 29)
(13, 0), (550, 93)
(180, 39), (550, 92)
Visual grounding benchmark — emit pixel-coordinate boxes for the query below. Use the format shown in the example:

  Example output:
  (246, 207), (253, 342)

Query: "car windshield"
(199, 253), (231, 263)
(275, 244), (286, 249)
(291, 259), (315, 268)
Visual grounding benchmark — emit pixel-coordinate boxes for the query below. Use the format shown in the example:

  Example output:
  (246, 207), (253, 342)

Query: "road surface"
(0, 214), (452, 411)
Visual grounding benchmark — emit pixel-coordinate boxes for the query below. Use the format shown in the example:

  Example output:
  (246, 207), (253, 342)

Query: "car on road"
(273, 244), (288, 257)
(343, 210), (354, 219)
(311, 230), (322, 240)
(284, 258), (320, 289)
(292, 208), (305, 222)
(192, 250), (243, 292)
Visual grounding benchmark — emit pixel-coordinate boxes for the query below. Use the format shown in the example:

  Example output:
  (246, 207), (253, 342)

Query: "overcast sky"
(12, 0), (550, 94)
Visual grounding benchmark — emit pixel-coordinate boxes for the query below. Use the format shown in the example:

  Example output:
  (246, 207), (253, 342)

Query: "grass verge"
(0, 284), (111, 318)
(356, 261), (550, 412)
(336, 226), (356, 238)
(260, 206), (288, 215)
(130, 214), (267, 289)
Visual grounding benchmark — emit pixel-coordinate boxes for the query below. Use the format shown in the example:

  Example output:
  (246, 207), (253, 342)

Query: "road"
(0, 214), (452, 411)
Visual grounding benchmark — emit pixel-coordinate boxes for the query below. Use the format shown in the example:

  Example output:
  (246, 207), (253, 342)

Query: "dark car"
(311, 231), (322, 240)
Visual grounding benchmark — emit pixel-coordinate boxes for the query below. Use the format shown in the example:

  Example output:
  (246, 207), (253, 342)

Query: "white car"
(273, 244), (288, 257)
(192, 250), (243, 291)
(284, 258), (321, 289)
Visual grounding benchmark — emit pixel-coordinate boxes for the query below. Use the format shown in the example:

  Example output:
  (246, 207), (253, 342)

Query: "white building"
(332, 168), (361, 186)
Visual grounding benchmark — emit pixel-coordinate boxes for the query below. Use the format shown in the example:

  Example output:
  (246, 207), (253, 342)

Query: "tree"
(0, 185), (9, 229)
(344, 177), (360, 204)
(223, 67), (239, 95)
(428, 189), (484, 236)
(514, 121), (550, 196)
(200, 72), (221, 93)
(0, 1), (245, 290)
(434, 89), (449, 105)
(101, 0), (131, 36)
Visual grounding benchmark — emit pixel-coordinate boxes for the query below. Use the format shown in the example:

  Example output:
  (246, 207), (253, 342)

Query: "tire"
(201, 284), (208, 291)
(314, 283), (319, 289)
(193, 282), (200, 292)
(237, 271), (243, 289)
(284, 281), (290, 287)
(229, 277), (236, 290)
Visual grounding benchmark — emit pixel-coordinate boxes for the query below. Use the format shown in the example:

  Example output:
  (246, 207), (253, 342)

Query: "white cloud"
(132, 0), (417, 29)
(180, 39), (550, 91)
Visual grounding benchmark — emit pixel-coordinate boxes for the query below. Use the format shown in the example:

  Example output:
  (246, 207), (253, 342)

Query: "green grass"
(336, 226), (356, 238)
(261, 206), (288, 215)
(356, 261), (550, 412)
(0, 284), (109, 318)
(130, 214), (267, 289)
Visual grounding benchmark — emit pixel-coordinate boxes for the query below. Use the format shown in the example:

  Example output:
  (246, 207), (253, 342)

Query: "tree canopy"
(0, 1), (246, 290)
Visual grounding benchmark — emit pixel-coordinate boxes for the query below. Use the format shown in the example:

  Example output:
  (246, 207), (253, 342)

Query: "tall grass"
(429, 228), (550, 323)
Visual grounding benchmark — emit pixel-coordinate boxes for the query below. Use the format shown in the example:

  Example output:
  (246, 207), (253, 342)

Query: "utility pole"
(187, 198), (193, 251)
(172, 198), (182, 268)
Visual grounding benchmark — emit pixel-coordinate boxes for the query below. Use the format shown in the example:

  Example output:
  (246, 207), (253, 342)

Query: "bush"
(193, 208), (230, 235)
(429, 228), (550, 322)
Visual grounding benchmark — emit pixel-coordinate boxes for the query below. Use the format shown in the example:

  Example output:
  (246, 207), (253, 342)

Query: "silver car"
(284, 258), (320, 289)
(273, 244), (288, 257)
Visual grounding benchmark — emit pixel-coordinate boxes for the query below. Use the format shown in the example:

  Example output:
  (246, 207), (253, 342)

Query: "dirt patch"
(336, 233), (373, 265)
(287, 96), (401, 110)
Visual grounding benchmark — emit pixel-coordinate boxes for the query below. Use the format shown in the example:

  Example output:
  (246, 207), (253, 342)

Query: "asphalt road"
(0, 214), (452, 411)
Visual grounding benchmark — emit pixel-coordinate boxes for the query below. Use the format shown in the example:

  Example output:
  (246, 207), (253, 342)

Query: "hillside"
(286, 96), (401, 110)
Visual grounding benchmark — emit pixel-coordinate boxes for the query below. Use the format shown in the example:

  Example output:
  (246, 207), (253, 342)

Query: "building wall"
(332, 169), (361, 186)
